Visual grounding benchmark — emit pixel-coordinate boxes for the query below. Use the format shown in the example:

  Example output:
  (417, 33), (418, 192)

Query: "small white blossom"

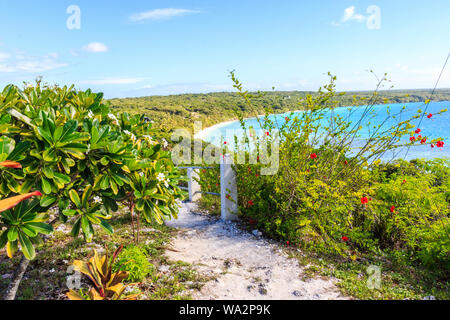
(93, 196), (102, 204)
(139, 172), (144, 177)
(157, 173), (165, 182)
(161, 139), (168, 148)
(87, 110), (94, 118)
(123, 130), (131, 135)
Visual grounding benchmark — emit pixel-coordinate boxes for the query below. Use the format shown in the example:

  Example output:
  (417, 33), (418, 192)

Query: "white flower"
(93, 196), (102, 204)
(161, 139), (168, 148)
(157, 173), (165, 182)
(123, 130), (131, 135)
(107, 113), (117, 121)
(87, 110), (94, 118)
(139, 172), (144, 177)
(143, 135), (155, 145)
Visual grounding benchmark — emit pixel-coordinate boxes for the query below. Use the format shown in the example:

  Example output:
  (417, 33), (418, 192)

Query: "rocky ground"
(165, 202), (348, 300)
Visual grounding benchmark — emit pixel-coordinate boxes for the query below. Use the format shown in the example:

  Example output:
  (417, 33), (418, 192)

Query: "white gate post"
(187, 168), (201, 202)
(220, 154), (238, 221)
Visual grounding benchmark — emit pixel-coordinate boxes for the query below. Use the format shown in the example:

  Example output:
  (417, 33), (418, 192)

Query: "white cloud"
(129, 8), (202, 22)
(80, 77), (147, 85)
(0, 52), (10, 61)
(0, 53), (67, 73)
(342, 6), (366, 23)
(82, 42), (109, 53)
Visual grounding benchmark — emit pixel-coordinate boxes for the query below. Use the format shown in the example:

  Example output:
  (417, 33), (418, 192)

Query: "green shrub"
(113, 246), (154, 282)
(198, 72), (449, 275)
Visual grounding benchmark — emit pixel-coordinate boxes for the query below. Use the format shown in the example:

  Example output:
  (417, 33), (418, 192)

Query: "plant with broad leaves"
(64, 186), (113, 242)
(0, 81), (183, 262)
(0, 192), (50, 260)
(66, 245), (140, 300)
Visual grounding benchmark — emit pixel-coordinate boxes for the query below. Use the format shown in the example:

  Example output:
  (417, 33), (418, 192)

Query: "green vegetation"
(113, 245), (154, 282)
(197, 73), (449, 299)
(109, 87), (450, 131)
(0, 81), (185, 299)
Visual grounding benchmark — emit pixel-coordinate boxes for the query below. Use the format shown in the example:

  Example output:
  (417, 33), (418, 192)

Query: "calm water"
(202, 101), (449, 161)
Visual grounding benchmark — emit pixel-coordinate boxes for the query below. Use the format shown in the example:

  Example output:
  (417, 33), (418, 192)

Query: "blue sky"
(0, 0), (449, 98)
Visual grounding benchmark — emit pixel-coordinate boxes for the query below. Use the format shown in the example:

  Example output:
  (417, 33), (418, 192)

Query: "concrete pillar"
(220, 154), (238, 221)
(187, 168), (201, 202)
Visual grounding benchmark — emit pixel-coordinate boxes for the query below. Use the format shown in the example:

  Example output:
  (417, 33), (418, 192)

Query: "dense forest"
(108, 88), (450, 131)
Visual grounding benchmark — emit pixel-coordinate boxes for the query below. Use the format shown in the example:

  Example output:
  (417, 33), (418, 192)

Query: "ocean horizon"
(200, 101), (449, 161)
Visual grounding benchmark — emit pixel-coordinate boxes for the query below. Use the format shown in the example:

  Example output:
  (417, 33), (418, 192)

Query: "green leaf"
(69, 189), (81, 208)
(40, 195), (57, 207)
(63, 209), (78, 216)
(18, 231), (36, 260)
(7, 227), (18, 242)
(81, 185), (92, 209)
(0, 231), (8, 249)
(41, 176), (52, 195)
(27, 222), (53, 235)
(71, 218), (81, 237)
(99, 220), (114, 235)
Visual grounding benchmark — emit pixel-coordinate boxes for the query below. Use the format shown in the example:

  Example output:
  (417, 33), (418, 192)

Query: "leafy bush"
(0, 80), (184, 260)
(113, 245), (154, 282)
(199, 72), (449, 273)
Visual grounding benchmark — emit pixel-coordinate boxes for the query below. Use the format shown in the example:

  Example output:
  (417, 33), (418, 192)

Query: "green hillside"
(108, 88), (450, 131)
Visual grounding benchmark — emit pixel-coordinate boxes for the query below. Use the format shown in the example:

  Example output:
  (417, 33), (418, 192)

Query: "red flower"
(431, 144), (435, 148)
(361, 197), (368, 204)
(255, 173), (259, 177)
(248, 200), (254, 206)
(420, 138), (427, 144)
(410, 136), (415, 142)
(224, 141), (227, 145)
(310, 153), (317, 159)
(390, 205), (395, 213)
(266, 131), (270, 136)
(418, 135), (422, 139)
(286, 241), (290, 246)
(285, 117), (289, 122)
(427, 113), (432, 119)
(402, 179), (406, 184)
(342, 236), (349, 242)
(436, 141), (444, 148)
(344, 160), (349, 165)
(415, 128), (421, 134)
(257, 156), (260, 161)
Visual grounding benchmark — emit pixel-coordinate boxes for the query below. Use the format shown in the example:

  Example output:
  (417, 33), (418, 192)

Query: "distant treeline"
(108, 88), (450, 132)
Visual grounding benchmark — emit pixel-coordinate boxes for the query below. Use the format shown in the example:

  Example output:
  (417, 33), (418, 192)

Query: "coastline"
(194, 118), (240, 140)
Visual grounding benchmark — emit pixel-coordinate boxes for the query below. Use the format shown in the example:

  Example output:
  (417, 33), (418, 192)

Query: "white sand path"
(164, 202), (348, 300)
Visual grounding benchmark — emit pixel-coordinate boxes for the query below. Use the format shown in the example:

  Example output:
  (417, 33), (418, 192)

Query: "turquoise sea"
(201, 101), (449, 161)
